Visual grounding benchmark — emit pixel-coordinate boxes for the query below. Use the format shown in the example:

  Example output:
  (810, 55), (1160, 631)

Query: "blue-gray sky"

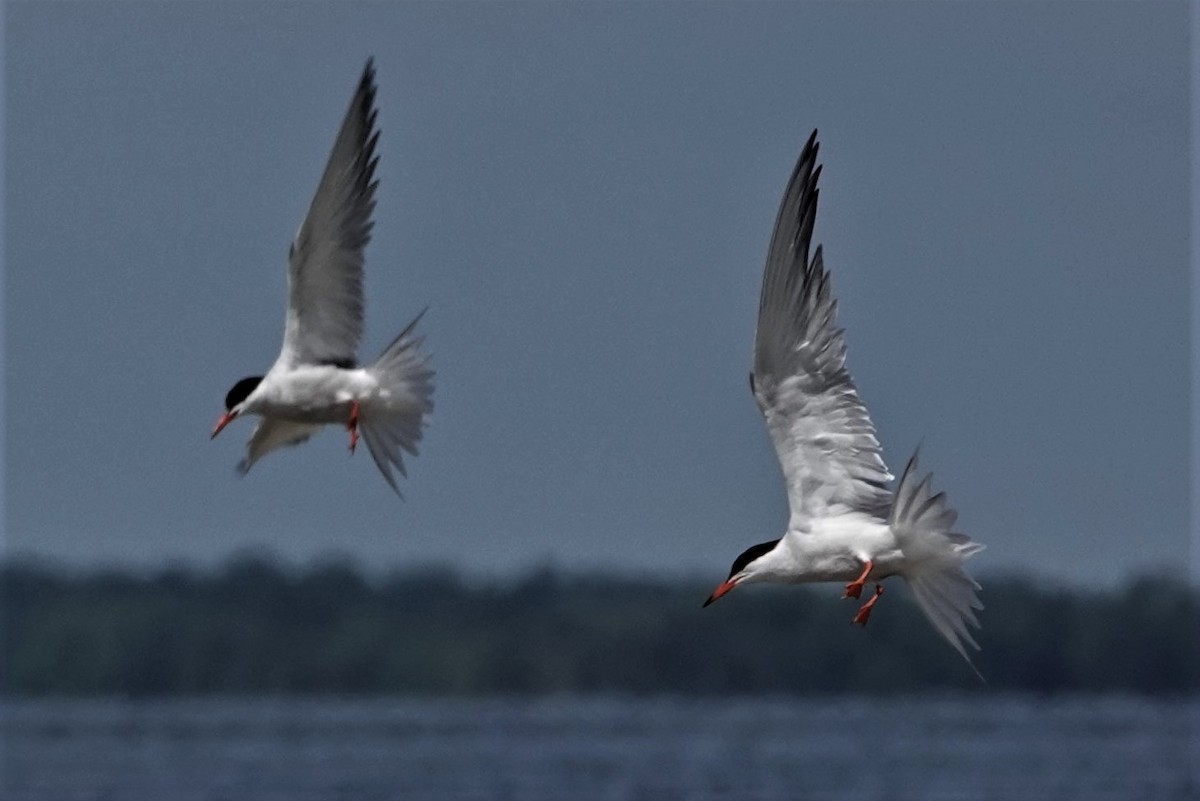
(5, 2), (1193, 584)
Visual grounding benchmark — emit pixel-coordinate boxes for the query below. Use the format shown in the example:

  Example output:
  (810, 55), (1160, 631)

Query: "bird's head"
(702, 538), (782, 607)
(211, 376), (263, 439)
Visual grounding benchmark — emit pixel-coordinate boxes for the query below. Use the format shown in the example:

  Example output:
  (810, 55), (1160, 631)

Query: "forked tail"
(362, 309), (434, 495)
(889, 450), (986, 678)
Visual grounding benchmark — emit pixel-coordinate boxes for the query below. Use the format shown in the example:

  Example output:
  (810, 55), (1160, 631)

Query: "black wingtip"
(802, 128), (820, 161)
(359, 58), (378, 101)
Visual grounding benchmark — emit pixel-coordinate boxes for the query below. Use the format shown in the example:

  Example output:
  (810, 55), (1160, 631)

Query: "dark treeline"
(2, 555), (1196, 696)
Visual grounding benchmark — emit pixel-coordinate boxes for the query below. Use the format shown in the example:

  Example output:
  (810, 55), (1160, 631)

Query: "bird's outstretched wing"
(273, 58), (380, 371)
(752, 131), (892, 529)
(236, 419), (322, 475)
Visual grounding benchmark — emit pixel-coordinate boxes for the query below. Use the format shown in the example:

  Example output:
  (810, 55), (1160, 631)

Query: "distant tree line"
(2, 554), (1196, 696)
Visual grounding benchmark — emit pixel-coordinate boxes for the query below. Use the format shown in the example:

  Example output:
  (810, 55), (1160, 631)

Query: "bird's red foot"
(852, 584), (884, 626)
(843, 559), (874, 599)
(347, 401), (360, 454)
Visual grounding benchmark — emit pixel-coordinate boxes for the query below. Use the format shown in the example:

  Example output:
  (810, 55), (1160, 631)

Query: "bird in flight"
(703, 131), (985, 674)
(211, 59), (433, 495)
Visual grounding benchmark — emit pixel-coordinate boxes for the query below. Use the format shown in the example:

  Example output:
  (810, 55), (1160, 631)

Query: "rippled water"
(4, 696), (1197, 800)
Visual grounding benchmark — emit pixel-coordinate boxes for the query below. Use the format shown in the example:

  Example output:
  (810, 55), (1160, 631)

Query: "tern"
(703, 131), (985, 674)
(211, 59), (433, 495)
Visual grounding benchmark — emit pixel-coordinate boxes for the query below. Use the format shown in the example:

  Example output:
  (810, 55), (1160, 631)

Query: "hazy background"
(4, 1), (1193, 584)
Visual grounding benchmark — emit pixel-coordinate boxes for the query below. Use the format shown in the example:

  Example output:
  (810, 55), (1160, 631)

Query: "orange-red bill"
(702, 578), (738, 608)
(211, 411), (236, 439)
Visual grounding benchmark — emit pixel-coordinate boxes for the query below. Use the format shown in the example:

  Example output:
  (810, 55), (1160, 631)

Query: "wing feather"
(236, 419), (322, 475)
(752, 131), (892, 528)
(274, 59), (380, 370)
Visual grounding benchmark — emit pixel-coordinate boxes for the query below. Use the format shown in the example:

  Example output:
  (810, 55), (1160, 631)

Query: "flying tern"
(703, 131), (985, 674)
(211, 59), (433, 495)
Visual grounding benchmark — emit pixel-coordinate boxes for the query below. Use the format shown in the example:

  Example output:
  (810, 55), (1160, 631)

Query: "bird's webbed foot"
(852, 583), (884, 626)
(348, 401), (360, 454)
(842, 559), (874, 599)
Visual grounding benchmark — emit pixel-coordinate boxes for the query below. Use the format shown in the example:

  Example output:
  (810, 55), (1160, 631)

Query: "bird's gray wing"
(751, 131), (893, 529)
(273, 59), (380, 371)
(237, 419), (322, 475)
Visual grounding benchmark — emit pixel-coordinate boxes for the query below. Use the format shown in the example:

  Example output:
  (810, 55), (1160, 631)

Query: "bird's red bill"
(703, 579), (738, 607)
(211, 412), (236, 439)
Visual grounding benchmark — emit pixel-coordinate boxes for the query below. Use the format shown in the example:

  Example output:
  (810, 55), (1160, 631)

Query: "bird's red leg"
(852, 584), (884, 626)
(347, 401), (360, 454)
(843, 559), (874, 599)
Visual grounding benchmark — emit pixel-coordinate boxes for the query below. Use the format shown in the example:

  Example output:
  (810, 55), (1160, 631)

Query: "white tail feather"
(890, 450), (986, 678)
(362, 310), (434, 495)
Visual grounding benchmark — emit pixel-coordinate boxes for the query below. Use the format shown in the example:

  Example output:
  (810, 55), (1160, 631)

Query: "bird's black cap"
(224, 376), (263, 411)
(727, 539), (781, 579)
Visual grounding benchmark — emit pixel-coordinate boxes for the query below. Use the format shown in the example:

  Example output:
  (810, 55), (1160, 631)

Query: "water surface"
(4, 696), (1197, 800)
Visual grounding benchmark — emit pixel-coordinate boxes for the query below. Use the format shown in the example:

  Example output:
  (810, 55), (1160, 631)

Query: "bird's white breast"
(249, 366), (377, 424)
(783, 512), (905, 582)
